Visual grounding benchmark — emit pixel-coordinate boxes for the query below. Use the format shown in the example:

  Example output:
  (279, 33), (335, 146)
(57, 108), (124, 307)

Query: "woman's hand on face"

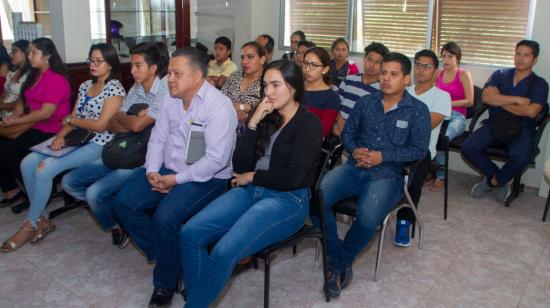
(50, 136), (66, 150)
(248, 97), (273, 127)
(231, 172), (255, 187)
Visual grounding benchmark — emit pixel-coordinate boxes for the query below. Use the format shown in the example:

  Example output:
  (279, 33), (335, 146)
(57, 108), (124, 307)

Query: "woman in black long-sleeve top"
(179, 60), (323, 308)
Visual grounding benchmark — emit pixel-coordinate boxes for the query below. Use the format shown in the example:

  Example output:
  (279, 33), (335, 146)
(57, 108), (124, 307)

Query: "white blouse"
(1, 70), (28, 117)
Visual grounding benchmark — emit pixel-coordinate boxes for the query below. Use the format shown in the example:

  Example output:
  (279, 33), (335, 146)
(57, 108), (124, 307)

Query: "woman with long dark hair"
(0, 38), (71, 209)
(179, 60), (323, 307)
(0, 43), (10, 96)
(1, 42), (125, 252)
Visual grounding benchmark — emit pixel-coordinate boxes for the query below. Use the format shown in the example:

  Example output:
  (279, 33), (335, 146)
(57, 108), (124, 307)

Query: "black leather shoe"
(340, 266), (353, 290)
(148, 287), (175, 308)
(325, 270), (341, 298)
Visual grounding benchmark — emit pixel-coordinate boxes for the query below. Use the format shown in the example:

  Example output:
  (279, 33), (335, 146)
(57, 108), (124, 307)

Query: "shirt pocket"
(391, 121), (409, 146)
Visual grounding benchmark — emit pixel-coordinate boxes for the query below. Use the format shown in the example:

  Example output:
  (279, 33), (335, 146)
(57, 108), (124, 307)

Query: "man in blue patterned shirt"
(316, 52), (431, 298)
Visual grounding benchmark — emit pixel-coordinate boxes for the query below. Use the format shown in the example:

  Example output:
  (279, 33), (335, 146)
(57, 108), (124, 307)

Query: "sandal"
(31, 217), (56, 244)
(1, 220), (35, 252)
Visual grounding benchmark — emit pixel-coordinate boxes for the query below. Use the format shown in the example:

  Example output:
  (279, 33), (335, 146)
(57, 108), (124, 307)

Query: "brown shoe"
(1, 220), (35, 252)
(30, 217), (56, 244)
(430, 179), (445, 192)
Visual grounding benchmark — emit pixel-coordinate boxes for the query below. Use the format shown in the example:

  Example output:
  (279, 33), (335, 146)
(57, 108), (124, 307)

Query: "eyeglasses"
(302, 61), (323, 70)
(86, 58), (106, 66)
(414, 62), (434, 70)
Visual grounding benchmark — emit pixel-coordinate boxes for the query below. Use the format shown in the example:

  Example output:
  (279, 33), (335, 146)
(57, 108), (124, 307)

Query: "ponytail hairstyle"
(303, 46), (331, 86)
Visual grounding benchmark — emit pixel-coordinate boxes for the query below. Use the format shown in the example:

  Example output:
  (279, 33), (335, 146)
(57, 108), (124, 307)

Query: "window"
(283, 0), (349, 49)
(282, 0), (534, 66)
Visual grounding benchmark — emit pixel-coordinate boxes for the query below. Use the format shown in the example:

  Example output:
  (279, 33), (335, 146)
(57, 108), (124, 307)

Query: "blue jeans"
(461, 124), (534, 186)
(180, 185), (310, 308)
(113, 167), (227, 289)
(312, 162), (403, 274)
(21, 143), (102, 226)
(435, 110), (466, 180)
(61, 159), (145, 229)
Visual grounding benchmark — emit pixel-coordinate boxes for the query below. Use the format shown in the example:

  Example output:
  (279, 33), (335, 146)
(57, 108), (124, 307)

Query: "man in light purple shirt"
(113, 47), (237, 307)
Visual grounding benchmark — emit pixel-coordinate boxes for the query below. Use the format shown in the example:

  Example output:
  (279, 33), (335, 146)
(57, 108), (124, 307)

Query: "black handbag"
(489, 110), (522, 143)
(101, 124), (153, 169)
(65, 128), (95, 146)
(101, 103), (153, 169)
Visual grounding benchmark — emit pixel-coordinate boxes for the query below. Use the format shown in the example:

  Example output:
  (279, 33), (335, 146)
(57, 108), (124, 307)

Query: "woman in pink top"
(432, 41), (474, 191)
(2, 41), (125, 252)
(0, 38), (71, 208)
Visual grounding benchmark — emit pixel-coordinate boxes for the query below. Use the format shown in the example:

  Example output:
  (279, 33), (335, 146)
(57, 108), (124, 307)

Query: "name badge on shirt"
(396, 120), (409, 129)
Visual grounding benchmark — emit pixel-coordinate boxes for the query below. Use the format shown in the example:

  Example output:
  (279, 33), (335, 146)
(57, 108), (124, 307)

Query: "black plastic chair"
(470, 103), (550, 206)
(439, 85), (486, 219)
(328, 159), (423, 282)
(252, 145), (343, 308)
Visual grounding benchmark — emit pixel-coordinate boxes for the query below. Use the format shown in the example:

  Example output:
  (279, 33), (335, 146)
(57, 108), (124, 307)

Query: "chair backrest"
(313, 144), (343, 191)
(466, 85), (484, 119)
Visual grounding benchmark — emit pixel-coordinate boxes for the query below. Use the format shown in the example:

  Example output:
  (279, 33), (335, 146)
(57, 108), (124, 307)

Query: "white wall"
(49, 0), (92, 63)
(197, 0), (550, 195)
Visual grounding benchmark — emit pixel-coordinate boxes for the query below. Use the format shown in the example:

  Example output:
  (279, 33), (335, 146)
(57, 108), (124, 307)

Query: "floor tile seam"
(516, 238), (550, 307)
(23, 255), (93, 307)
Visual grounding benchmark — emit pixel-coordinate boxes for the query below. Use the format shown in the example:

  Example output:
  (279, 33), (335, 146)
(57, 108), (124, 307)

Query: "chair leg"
(264, 258), (270, 308)
(405, 184), (423, 249)
(373, 215), (390, 282)
(543, 189), (550, 222)
(319, 235), (330, 302)
(292, 245), (297, 255)
(315, 238), (320, 262)
(505, 176), (521, 207)
(444, 146), (449, 220)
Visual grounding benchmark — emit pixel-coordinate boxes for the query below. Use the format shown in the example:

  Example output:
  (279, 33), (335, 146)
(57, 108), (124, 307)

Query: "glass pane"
(108, 0), (176, 53)
(90, 0), (107, 43)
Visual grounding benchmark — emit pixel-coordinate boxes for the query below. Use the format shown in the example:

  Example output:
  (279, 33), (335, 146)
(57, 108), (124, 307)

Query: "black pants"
(0, 128), (53, 192)
(396, 152), (432, 223)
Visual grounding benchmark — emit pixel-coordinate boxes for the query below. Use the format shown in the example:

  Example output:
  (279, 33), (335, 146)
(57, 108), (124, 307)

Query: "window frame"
(280, 0), (537, 68)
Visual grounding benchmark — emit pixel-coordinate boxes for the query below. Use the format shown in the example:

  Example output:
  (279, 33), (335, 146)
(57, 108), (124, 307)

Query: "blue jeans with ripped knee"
(20, 143), (102, 226)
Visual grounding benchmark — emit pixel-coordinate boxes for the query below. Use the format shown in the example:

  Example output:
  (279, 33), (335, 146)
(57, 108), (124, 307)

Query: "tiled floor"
(1, 171), (549, 308)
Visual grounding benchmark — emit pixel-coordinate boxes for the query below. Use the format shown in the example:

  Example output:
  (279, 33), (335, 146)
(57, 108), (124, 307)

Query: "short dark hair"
(130, 42), (162, 76)
(364, 42), (389, 58)
(171, 47), (210, 77)
(414, 49), (439, 69)
(214, 36), (232, 51)
(241, 41), (267, 58)
(154, 41), (169, 78)
(291, 30), (306, 42)
(516, 39), (540, 58)
(383, 52), (412, 76)
(297, 40), (316, 49)
(331, 38), (349, 51)
(258, 34), (274, 54)
(89, 43), (121, 83)
(440, 41), (462, 64)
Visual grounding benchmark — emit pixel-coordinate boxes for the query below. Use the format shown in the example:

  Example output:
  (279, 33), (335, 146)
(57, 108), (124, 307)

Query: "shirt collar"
(377, 90), (415, 110)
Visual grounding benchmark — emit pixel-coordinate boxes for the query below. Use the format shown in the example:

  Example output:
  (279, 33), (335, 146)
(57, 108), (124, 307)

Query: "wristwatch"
(65, 115), (73, 125)
(239, 103), (245, 112)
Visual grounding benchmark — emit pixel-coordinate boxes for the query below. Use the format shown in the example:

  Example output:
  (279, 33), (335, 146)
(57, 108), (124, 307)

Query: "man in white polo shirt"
(394, 49), (452, 247)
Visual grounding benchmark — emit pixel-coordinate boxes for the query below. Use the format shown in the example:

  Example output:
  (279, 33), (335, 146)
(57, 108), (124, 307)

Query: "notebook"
(30, 136), (78, 158)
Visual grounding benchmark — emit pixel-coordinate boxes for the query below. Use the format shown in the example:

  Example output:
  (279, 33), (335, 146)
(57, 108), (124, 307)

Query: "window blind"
(437, 0), (530, 66)
(362, 0), (430, 56)
(289, 0), (349, 48)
